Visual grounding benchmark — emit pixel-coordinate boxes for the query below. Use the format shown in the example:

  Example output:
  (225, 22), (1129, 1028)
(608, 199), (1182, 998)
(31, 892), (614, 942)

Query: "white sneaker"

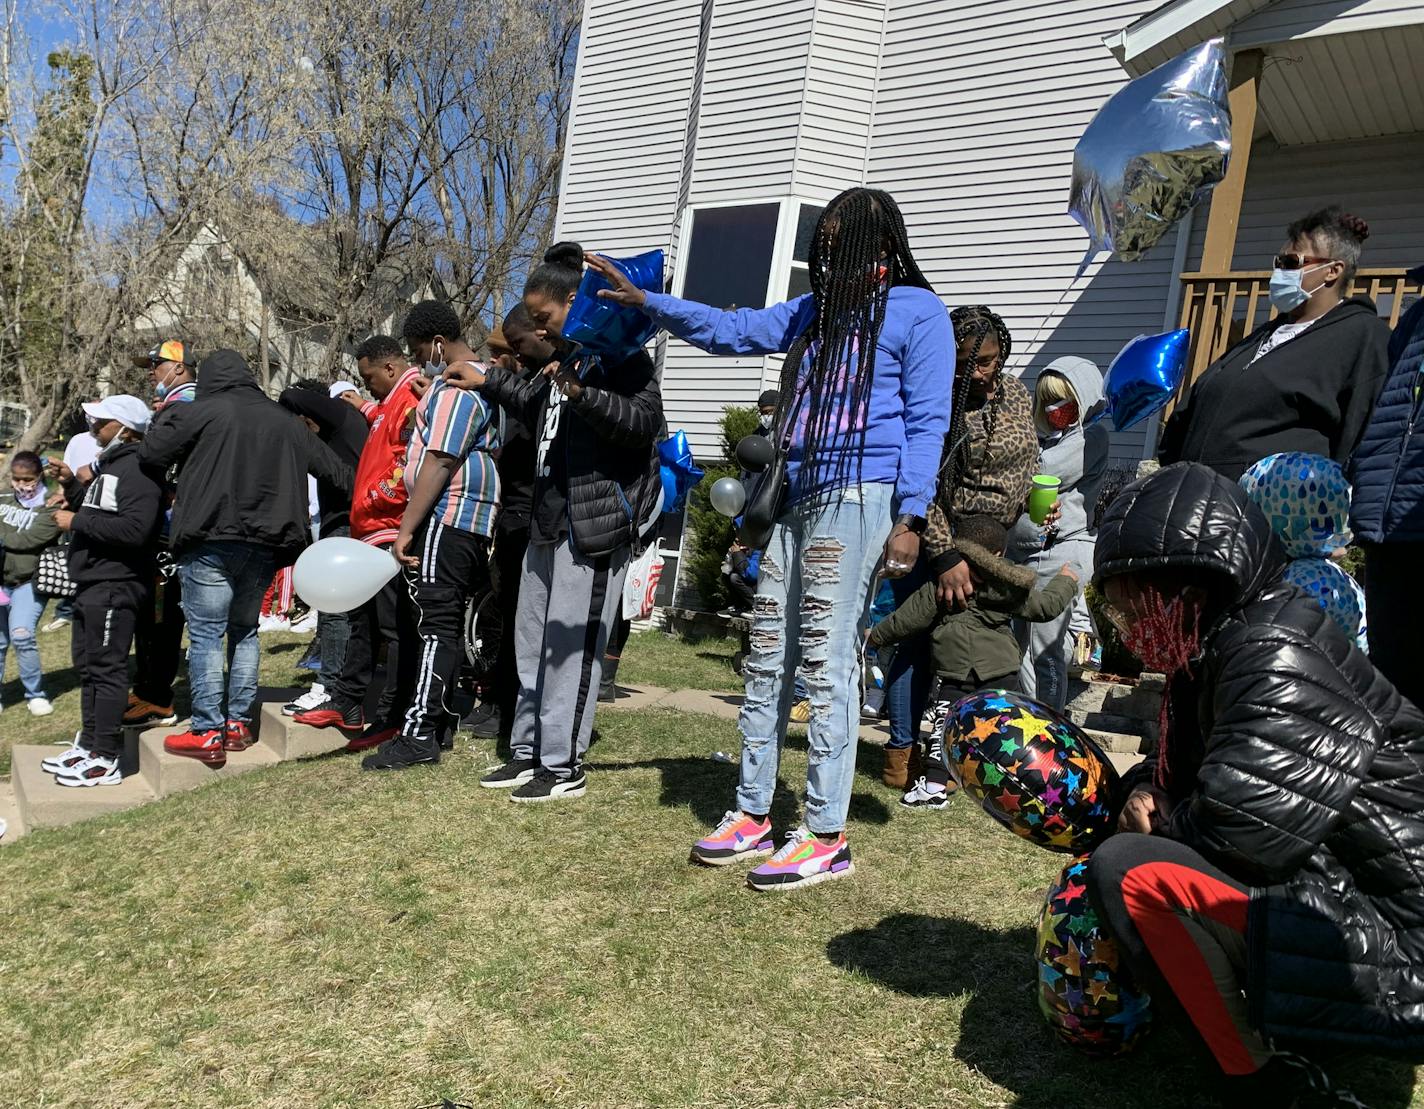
(41, 616), (70, 632)
(290, 611), (318, 634)
(258, 615), (290, 633)
(41, 738), (90, 775)
(55, 754), (121, 787)
(900, 777), (950, 811)
(27, 697), (54, 717)
(282, 683), (327, 716)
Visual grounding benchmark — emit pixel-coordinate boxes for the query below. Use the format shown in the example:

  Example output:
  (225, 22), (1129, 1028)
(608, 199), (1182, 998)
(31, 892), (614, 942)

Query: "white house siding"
(794, 0), (888, 198)
(553, 0), (705, 255)
(869, 0), (1171, 464)
(1231, 0), (1424, 44)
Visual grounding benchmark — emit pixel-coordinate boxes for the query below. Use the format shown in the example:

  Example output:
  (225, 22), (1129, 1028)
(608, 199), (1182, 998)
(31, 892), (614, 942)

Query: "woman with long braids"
(882, 305), (1038, 800)
(592, 186), (953, 891)
(1087, 462), (1424, 1105)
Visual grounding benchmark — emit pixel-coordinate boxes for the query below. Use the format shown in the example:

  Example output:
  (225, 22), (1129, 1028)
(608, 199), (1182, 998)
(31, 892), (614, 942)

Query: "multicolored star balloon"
(1035, 856), (1153, 1057)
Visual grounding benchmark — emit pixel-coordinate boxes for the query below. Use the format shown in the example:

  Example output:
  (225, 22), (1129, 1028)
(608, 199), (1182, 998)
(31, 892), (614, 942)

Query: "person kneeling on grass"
(868, 514), (1077, 810)
(42, 396), (163, 787)
(1085, 462), (1424, 1107)
(359, 301), (500, 771)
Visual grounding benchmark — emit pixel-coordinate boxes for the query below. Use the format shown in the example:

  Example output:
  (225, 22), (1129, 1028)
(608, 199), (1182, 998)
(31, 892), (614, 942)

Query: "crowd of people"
(5, 184), (1424, 1100)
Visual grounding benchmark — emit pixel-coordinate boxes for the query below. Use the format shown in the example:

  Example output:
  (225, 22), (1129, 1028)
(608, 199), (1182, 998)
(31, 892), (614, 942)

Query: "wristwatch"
(894, 513), (927, 534)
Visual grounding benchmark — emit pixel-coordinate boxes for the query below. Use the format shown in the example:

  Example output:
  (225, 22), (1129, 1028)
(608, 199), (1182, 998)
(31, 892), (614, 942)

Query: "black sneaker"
(479, 758), (537, 789)
(510, 768), (587, 804)
(464, 702), (502, 739)
(360, 736), (439, 771)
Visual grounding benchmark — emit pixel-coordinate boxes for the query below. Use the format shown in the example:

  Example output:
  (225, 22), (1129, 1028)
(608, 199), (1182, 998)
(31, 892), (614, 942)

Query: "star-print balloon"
(1282, 557), (1368, 650)
(945, 689), (1119, 854)
(1036, 857), (1153, 1056)
(1238, 451), (1352, 558)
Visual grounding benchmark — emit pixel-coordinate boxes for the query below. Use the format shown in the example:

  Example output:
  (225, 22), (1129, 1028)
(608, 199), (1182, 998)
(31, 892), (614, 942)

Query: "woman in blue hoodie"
(1006, 357), (1107, 711)
(592, 187), (953, 891)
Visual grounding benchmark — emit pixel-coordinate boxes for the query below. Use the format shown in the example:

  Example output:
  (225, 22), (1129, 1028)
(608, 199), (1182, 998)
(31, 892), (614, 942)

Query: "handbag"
(736, 336), (808, 551)
(623, 538), (664, 621)
(36, 544), (76, 599)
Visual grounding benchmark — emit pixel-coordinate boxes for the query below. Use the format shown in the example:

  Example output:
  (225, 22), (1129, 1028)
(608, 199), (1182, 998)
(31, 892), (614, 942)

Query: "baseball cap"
(329, 381), (358, 399)
(82, 395), (153, 434)
(131, 339), (194, 368)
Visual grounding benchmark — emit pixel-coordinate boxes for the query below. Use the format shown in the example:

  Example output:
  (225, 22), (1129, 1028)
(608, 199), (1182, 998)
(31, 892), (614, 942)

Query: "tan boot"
(882, 746), (912, 789)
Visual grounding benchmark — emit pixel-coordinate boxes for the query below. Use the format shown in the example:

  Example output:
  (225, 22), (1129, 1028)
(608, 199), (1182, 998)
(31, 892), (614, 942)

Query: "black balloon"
(735, 434), (775, 473)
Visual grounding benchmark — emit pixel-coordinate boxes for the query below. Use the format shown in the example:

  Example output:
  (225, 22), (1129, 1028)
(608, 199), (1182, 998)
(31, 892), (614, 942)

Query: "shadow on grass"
(827, 912), (1416, 1109)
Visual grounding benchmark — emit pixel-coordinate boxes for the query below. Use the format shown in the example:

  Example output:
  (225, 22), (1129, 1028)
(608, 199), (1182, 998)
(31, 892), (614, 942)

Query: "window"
(680, 203), (780, 310)
(786, 203), (824, 300)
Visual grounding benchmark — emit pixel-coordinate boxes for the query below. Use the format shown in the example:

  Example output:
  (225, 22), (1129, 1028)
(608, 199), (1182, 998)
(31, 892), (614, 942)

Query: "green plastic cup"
(1027, 474), (1062, 525)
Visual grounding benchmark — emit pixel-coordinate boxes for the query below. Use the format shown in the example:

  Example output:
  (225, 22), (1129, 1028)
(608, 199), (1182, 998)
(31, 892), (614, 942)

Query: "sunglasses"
(1273, 253), (1336, 271)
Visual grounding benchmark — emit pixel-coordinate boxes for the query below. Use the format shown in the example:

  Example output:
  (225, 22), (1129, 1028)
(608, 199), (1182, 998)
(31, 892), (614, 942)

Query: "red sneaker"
(164, 729), (228, 767)
(223, 721), (256, 751)
(346, 724), (397, 752)
(293, 698), (364, 734)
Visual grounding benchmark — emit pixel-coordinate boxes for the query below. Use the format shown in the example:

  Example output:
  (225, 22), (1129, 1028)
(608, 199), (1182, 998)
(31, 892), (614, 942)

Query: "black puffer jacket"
(1093, 462), (1424, 1056)
(481, 350), (663, 559)
(140, 350), (353, 566)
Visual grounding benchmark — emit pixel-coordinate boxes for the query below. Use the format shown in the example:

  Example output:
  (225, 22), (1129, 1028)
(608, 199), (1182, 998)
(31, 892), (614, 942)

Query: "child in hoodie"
(1007, 356), (1109, 711)
(0, 451), (60, 714)
(869, 515), (1078, 810)
(42, 396), (163, 787)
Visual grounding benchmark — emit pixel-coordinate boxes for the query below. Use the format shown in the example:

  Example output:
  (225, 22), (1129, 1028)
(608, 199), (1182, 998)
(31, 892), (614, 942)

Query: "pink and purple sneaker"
(746, 827), (854, 892)
(689, 810), (775, 867)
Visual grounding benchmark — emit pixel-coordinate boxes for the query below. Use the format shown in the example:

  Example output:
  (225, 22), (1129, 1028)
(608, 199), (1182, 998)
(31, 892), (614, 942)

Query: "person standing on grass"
(123, 339), (198, 729)
(0, 450), (60, 717)
(41, 396), (163, 786)
(444, 242), (664, 804)
(293, 337), (423, 750)
(277, 377), (372, 714)
(591, 186), (954, 890)
(464, 304), (551, 743)
(141, 350), (352, 765)
(360, 301), (501, 771)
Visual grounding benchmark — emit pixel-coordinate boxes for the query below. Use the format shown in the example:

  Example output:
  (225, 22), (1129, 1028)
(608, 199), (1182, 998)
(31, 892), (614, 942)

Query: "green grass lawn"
(616, 629), (743, 694)
(1, 631), (1419, 1107)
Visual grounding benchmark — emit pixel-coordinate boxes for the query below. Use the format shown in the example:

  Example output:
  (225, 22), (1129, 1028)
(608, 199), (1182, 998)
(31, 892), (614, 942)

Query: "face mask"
(422, 341), (446, 380)
(12, 480), (42, 507)
(1044, 398), (1079, 432)
(1269, 262), (1329, 314)
(759, 413), (774, 430)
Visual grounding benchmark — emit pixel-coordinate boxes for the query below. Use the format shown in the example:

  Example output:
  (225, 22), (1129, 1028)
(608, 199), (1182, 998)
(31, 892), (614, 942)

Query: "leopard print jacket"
(924, 372), (1038, 576)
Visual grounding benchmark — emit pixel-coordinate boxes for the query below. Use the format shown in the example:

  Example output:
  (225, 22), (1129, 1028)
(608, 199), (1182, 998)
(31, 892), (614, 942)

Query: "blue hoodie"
(642, 287), (953, 517)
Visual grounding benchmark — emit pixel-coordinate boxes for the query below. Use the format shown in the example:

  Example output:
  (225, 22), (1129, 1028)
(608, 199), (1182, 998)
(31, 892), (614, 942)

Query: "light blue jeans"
(179, 541), (277, 731)
(737, 482), (894, 835)
(0, 581), (46, 700)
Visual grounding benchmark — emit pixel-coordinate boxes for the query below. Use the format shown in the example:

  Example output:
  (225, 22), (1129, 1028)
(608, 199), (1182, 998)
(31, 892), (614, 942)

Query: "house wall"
(1231, 0), (1424, 43)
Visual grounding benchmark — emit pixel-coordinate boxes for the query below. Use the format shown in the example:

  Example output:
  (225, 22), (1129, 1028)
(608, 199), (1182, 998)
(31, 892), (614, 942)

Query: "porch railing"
(1177, 267), (1422, 388)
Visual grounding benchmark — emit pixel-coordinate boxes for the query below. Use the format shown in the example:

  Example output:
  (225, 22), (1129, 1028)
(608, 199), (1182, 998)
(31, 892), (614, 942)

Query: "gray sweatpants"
(510, 537), (631, 780)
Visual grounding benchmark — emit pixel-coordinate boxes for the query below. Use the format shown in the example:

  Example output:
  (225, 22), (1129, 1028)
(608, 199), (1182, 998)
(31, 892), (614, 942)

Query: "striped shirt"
(404, 376), (501, 536)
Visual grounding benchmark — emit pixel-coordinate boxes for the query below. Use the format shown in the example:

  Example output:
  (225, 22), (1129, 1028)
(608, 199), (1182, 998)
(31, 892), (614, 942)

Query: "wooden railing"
(1177, 267), (1422, 388)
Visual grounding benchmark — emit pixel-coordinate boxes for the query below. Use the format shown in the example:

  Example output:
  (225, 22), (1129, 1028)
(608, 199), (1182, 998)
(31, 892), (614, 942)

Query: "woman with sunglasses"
(1005, 356), (1107, 711)
(1158, 207), (1391, 482)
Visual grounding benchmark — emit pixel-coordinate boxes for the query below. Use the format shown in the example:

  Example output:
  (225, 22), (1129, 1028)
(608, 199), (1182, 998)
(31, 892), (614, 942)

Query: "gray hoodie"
(1007, 356), (1109, 558)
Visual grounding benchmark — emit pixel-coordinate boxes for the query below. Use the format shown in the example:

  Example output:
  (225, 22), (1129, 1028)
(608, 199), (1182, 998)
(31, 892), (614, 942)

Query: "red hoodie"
(349, 367), (422, 544)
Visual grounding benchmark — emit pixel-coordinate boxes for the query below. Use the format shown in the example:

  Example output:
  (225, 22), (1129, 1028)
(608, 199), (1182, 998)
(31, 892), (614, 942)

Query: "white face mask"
(1269, 262), (1331, 314)
(759, 413), (774, 430)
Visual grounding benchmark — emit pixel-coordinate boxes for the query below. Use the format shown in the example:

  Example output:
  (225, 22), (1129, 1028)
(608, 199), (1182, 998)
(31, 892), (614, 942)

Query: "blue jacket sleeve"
(641, 292), (815, 357)
(894, 298), (954, 518)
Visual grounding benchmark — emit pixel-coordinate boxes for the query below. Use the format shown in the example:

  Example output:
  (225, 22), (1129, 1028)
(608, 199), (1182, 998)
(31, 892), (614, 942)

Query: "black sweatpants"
(74, 580), (147, 759)
(491, 524), (530, 725)
(922, 672), (1019, 786)
(1363, 541), (1424, 710)
(132, 568), (185, 707)
(399, 520), (490, 753)
(329, 542), (417, 727)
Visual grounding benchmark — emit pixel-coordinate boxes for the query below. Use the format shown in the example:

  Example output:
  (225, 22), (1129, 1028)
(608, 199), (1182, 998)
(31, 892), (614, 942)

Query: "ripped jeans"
(737, 482), (894, 835)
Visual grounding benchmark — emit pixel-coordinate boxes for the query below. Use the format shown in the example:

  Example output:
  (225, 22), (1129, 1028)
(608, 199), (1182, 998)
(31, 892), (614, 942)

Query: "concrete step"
(1078, 711), (1157, 741)
(1084, 727), (1151, 755)
(0, 779), (24, 844)
(11, 745), (156, 832)
(1107, 750), (1147, 777)
(256, 702), (351, 761)
(138, 728), (282, 798)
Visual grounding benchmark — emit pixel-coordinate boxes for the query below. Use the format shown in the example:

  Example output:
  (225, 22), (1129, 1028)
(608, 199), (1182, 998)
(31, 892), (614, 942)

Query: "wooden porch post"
(1201, 48), (1263, 273)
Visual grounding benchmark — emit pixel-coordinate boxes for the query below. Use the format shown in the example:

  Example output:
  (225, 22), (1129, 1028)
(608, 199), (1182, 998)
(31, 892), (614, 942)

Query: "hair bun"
(1339, 213), (1370, 242)
(543, 241), (585, 270)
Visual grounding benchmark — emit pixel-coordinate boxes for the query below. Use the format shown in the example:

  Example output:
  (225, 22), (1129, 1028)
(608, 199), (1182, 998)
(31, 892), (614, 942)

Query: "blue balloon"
(1087, 328), (1190, 432)
(657, 429), (704, 515)
(1282, 558), (1367, 650)
(563, 250), (665, 363)
(1239, 452), (1352, 558)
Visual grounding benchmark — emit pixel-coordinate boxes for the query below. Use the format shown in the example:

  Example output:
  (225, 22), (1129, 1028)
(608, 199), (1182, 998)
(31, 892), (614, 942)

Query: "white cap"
(82, 394), (152, 434)
(329, 381), (358, 399)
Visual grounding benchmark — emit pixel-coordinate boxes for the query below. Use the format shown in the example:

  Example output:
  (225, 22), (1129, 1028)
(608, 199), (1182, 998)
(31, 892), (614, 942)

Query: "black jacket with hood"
(1094, 462), (1424, 1057)
(481, 349), (663, 559)
(68, 440), (165, 586)
(140, 350), (353, 566)
(1158, 294), (1391, 482)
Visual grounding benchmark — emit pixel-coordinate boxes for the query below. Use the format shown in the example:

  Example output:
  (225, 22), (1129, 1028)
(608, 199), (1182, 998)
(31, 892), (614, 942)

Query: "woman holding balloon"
(590, 186), (953, 891)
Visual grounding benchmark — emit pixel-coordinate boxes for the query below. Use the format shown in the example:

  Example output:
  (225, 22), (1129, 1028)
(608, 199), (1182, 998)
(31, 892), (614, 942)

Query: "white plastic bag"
(623, 539), (664, 621)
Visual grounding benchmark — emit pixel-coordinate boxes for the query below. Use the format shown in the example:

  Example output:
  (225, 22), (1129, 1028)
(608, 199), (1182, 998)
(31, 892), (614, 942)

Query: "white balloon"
(293, 537), (399, 614)
(709, 476), (747, 517)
